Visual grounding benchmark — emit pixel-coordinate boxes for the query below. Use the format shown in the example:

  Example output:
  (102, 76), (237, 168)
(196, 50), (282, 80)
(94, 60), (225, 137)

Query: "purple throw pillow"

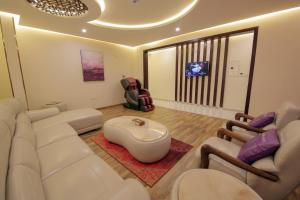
(248, 112), (276, 128)
(237, 129), (280, 164)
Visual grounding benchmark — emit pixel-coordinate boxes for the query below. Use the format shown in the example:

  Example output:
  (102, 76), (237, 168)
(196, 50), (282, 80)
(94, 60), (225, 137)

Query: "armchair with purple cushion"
(120, 77), (155, 112)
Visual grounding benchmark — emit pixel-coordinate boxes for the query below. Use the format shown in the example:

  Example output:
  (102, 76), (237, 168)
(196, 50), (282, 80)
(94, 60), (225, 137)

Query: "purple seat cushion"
(248, 112), (276, 128)
(237, 129), (280, 164)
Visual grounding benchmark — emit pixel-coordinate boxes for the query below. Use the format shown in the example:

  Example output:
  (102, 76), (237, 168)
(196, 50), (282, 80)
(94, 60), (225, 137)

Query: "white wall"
(0, 19), (13, 99)
(146, 34), (253, 112)
(148, 47), (176, 101)
(1, 16), (27, 107)
(223, 33), (253, 111)
(16, 27), (137, 110)
(134, 9), (300, 115)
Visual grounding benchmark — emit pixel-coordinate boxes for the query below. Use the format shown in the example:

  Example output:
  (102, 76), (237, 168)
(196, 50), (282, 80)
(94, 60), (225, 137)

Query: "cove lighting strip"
(139, 6), (300, 47)
(1, 6), (300, 48)
(89, 0), (198, 29)
(0, 11), (20, 25)
(96, 0), (105, 12)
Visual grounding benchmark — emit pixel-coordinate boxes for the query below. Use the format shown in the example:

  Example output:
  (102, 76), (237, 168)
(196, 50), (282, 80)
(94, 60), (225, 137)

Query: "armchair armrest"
(226, 120), (266, 133)
(217, 128), (249, 143)
(235, 112), (255, 121)
(107, 179), (151, 200)
(26, 107), (60, 122)
(200, 144), (279, 182)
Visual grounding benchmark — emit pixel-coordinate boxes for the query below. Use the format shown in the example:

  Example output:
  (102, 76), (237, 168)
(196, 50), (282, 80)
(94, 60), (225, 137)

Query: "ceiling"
(0, 0), (299, 46)
(96, 0), (195, 25)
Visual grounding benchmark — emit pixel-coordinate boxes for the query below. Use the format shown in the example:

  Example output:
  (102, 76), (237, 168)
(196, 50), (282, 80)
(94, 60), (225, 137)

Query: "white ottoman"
(103, 116), (171, 163)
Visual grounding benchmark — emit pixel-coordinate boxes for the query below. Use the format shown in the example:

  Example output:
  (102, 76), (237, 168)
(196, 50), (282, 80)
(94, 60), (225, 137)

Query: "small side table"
(44, 101), (67, 112)
(172, 169), (262, 200)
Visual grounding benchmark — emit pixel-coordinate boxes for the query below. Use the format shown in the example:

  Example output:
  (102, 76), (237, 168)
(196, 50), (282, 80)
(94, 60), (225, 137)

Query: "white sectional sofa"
(0, 98), (150, 200)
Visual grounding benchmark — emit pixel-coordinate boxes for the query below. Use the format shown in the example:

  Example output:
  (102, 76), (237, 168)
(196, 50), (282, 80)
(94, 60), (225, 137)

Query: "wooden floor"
(80, 105), (224, 200)
(80, 105), (300, 200)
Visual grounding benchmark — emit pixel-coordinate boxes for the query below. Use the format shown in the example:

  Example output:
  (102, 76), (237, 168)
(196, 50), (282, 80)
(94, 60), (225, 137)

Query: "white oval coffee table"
(103, 116), (171, 163)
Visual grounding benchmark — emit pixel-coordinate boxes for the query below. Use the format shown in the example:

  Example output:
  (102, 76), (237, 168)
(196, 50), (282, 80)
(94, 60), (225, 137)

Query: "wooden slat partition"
(200, 40), (207, 105)
(219, 36), (229, 107)
(175, 46), (179, 101)
(179, 44), (184, 101)
(206, 38), (214, 105)
(184, 44), (189, 102)
(194, 40), (201, 104)
(213, 37), (222, 107)
(189, 43), (195, 103)
(143, 27), (259, 114)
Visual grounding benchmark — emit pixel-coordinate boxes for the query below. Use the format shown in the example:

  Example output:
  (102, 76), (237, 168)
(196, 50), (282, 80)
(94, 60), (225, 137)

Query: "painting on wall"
(80, 50), (104, 81)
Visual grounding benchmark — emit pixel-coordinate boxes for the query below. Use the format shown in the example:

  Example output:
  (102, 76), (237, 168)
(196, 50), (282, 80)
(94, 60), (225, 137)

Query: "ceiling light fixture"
(89, 0), (198, 29)
(96, 0), (106, 12)
(26, 0), (88, 17)
(175, 27), (180, 32)
(81, 28), (87, 33)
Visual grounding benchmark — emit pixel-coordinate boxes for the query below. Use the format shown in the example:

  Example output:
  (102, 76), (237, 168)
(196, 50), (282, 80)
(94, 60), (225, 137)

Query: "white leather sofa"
(0, 98), (150, 200)
(26, 106), (103, 134)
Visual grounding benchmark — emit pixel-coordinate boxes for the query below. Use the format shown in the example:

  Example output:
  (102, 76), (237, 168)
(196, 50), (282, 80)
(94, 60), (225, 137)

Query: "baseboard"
(96, 103), (122, 110)
(153, 99), (237, 120)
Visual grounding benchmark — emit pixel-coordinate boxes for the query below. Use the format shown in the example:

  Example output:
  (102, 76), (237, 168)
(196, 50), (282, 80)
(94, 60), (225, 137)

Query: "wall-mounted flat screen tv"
(185, 61), (209, 77)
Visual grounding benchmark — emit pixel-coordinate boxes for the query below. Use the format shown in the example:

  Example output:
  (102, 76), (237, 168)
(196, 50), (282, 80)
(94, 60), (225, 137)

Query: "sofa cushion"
(16, 113), (31, 124)
(38, 136), (93, 179)
(0, 105), (16, 134)
(195, 137), (246, 182)
(251, 156), (278, 174)
(43, 155), (124, 200)
(0, 121), (12, 200)
(14, 120), (36, 147)
(10, 138), (40, 173)
(7, 165), (46, 200)
(35, 123), (76, 148)
(0, 98), (24, 115)
(32, 108), (103, 134)
(276, 102), (300, 130)
(238, 129), (280, 164)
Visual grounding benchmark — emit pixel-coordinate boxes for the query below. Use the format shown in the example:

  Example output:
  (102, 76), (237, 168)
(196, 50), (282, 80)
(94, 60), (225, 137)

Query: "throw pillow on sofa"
(237, 129), (280, 164)
(248, 112), (276, 128)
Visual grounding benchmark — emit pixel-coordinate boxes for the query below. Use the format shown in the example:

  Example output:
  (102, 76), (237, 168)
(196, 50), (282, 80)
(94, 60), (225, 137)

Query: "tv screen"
(185, 61), (209, 77)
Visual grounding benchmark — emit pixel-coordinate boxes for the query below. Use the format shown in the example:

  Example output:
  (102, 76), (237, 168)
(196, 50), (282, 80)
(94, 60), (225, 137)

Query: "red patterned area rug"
(91, 133), (193, 187)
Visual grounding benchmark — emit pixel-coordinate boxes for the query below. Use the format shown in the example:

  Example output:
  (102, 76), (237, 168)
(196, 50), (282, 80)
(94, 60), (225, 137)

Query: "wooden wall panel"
(213, 37), (221, 107)
(145, 27), (258, 114)
(200, 40), (207, 105)
(189, 43), (195, 103)
(219, 36), (229, 107)
(175, 46), (179, 101)
(194, 40), (201, 104)
(179, 44), (184, 101)
(206, 39), (214, 105)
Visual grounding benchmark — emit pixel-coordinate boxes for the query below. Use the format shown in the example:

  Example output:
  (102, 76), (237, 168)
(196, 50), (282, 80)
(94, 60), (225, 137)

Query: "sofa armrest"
(217, 128), (249, 143)
(200, 144), (279, 182)
(26, 107), (60, 122)
(107, 179), (150, 200)
(226, 120), (266, 133)
(235, 112), (255, 121)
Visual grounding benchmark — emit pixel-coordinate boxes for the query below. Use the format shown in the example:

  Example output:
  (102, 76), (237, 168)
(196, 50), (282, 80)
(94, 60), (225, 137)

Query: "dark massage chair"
(120, 77), (155, 112)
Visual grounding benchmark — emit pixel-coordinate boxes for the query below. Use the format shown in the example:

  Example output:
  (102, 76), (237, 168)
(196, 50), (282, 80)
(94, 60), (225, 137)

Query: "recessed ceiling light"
(81, 28), (87, 33)
(175, 27), (180, 32)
